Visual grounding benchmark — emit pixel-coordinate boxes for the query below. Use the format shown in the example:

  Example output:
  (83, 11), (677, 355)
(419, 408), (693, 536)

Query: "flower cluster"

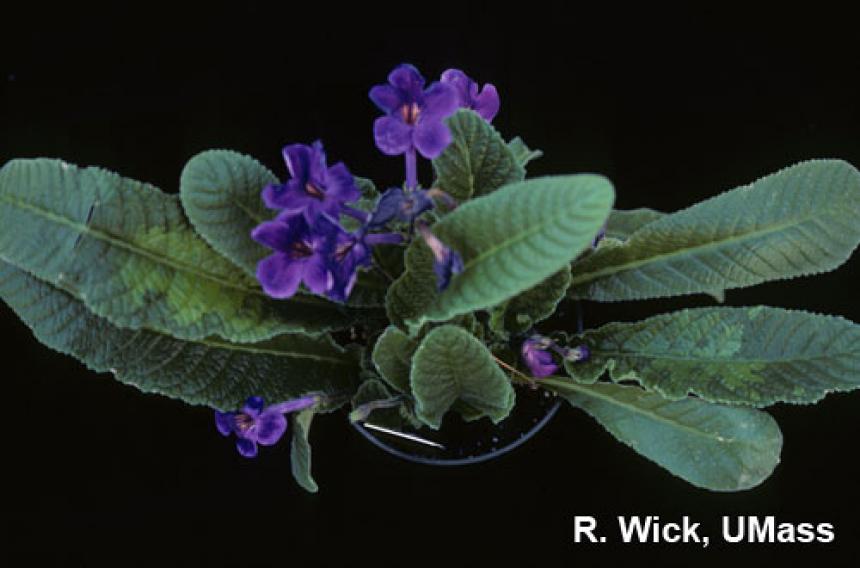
(253, 64), (498, 303)
(230, 65), (500, 456)
(521, 336), (590, 378)
(216, 395), (318, 458)
(253, 142), (403, 302)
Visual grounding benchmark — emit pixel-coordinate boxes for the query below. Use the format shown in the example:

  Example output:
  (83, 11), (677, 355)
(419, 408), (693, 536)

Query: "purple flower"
(368, 187), (435, 228)
(563, 344), (591, 363)
(262, 141), (360, 222)
(328, 229), (403, 302)
(440, 69), (500, 122)
(521, 337), (559, 378)
(252, 211), (340, 299)
(369, 64), (459, 160)
(215, 395), (318, 458)
(416, 222), (464, 291)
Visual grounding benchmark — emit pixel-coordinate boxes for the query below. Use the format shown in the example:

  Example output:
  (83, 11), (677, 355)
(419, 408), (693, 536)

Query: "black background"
(2, 5), (859, 566)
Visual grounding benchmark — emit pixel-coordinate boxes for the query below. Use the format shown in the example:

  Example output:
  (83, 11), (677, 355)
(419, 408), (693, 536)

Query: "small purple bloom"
(262, 141), (360, 222)
(368, 187), (435, 228)
(215, 395), (318, 458)
(563, 344), (591, 363)
(416, 222), (464, 291)
(521, 337), (559, 378)
(369, 64), (459, 159)
(252, 211), (340, 299)
(328, 229), (403, 302)
(440, 69), (500, 123)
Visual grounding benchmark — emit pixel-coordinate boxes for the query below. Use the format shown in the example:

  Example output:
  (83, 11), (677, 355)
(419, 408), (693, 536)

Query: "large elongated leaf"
(570, 160), (860, 301)
(604, 207), (666, 240)
(414, 175), (614, 325)
(544, 378), (782, 491)
(0, 262), (359, 410)
(179, 149), (278, 276)
(410, 325), (515, 429)
(432, 109), (524, 200)
(565, 306), (860, 407)
(0, 159), (354, 341)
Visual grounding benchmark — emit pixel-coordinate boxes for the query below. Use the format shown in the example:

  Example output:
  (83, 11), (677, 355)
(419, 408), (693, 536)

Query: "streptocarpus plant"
(2, 63), (860, 493)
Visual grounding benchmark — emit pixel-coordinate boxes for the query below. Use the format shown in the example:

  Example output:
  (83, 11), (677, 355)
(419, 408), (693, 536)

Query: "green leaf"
(410, 325), (515, 429)
(354, 176), (378, 198)
(604, 207), (666, 240)
(545, 378), (783, 491)
(570, 160), (860, 301)
(507, 136), (543, 169)
(0, 261), (359, 410)
(432, 109), (524, 201)
(385, 239), (438, 330)
(414, 175), (614, 325)
(371, 326), (417, 393)
(489, 266), (571, 336)
(0, 158), (354, 341)
(566, 306), (860, 407)
(291, 409), (318, 493)
(179, 149), (278, 276)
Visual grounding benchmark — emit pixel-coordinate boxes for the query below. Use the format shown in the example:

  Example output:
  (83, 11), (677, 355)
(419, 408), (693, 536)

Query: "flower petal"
(301, 257), (333, 295)
(282, 143), (314, 182)
(215, 411), (234, 436)
(421, 82), (458, 122)
(262, 179), (306, 210)
(473, 84), (500, 122)
(440, 68), (472, 105)
(236, 438), (258, 458)
(368, 187), (405, 229)
(373, 116), (414, 156)
(255, 411), (288, 446)
(257, 253), (304, 299)
(250, 219), (292, 251)
(324, 162), (360, 203)
(369, 84), (403, 113)
(387, 64), (425, 100)
(307, 140), (329, 187)
(413, 119), (452, 159)
(242, 396), (265, 416)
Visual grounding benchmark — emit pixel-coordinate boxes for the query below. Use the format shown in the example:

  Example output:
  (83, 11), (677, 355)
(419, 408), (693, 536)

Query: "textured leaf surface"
(417, 175), (614, 324)
(0, 262), (359, 410)
(179, 149), (278, 275)
(0, 159), (352, 341)
(290, 409), (318, 493)
(566, 306), (860, 406)
(507, 137), (543, 169)
(570, 160), (860, 301)
(385, 239), (438, 330)
(371, 326), (417, 392)
(605, 208), (666, 240)
(546, 379), (782, 491)
(432, 109), (524, 200)
(490, 266), (571, 335)
(410, 325), (515, 429)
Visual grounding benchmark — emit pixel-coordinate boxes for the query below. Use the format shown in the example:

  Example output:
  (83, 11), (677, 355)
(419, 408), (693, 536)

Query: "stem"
(493, 355), (537, 388)
(349, 395), (408, 423)
(365, 232), (404, 246)
(405, 147), (417, 190)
